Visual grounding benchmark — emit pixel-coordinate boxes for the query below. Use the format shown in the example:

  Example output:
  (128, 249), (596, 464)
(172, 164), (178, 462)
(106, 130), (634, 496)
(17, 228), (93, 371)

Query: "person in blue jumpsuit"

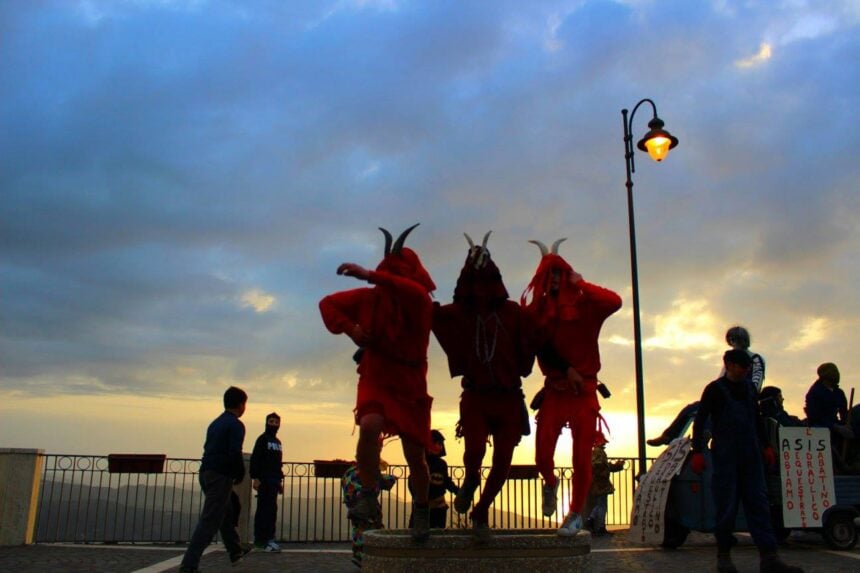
(690, 349), (802, 573)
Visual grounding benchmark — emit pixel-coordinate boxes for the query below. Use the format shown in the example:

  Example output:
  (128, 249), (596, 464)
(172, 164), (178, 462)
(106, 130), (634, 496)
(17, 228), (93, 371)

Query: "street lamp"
(622, 99), (679, 477)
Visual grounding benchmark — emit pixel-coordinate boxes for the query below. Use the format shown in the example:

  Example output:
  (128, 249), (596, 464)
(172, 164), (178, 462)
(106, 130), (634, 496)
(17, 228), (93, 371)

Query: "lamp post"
(622, 99), (679, 477)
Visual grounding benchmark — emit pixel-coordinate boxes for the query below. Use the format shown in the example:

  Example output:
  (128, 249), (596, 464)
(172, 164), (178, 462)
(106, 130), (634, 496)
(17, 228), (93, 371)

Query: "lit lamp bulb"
(644, 136), (671, 162)
(636, 116), (678, 163)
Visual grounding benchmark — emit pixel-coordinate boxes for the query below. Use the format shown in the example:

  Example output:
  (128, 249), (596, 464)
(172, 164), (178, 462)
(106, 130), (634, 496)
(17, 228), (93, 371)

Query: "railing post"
(0, 448), (44, 545)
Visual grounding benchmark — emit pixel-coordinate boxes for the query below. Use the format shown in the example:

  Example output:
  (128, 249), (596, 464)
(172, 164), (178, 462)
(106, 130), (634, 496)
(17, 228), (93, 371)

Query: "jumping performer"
(432, 232), (536, 542)
(522, 238), (621, 536)
(319, 224), (436, 542)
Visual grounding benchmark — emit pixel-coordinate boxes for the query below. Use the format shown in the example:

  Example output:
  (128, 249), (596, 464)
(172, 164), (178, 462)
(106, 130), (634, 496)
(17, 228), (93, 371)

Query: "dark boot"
(347, 489), (381, 525)
(411, 503), (430, 542)
(647, 433), (671, 447)
(454, 479), (479, 514)
(717, 549), (738, 573)
(760, 551), (804, 573)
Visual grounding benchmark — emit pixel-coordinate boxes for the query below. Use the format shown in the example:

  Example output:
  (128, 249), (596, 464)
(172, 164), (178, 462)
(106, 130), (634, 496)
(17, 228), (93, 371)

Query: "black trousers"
(181, 470), (242, 569)
(254, 480), (280, 544)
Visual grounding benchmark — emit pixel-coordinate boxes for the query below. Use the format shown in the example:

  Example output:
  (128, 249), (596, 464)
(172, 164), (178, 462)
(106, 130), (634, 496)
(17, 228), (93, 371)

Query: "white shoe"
(542, 482), (559, 517)
(264, 539), (281, 552)
(557, 511), (582, 537)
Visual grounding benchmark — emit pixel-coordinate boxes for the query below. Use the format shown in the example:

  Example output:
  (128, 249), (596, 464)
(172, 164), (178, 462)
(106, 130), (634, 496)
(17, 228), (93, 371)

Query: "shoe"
(253, 541), (266, 550)
(229, 545), (253, 565)
(348, 490), (381, 524)
(647, 434), (670, 447)
(557, 511), (582, 537)
(717, 550), (738, 573)
(263, 539), (281, 553)
(760, 553), (804, 573)
(411, 504), (431, 542)
(178, 567), (201, 573)
(542, 482), (559, 517)
(454, 479), (479, 514)
(584, 517), (595, 532)
(596, 527), (610, 536)
(471, 513), (493, 544)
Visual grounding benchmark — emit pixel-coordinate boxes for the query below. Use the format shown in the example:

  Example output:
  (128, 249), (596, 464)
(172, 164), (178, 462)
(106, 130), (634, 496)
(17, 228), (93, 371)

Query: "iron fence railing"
(34, 454), (651, 543)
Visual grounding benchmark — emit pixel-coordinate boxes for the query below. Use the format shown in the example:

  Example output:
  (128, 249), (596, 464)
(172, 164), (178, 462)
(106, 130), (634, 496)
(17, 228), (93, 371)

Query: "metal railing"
(34, 454), (650, 543)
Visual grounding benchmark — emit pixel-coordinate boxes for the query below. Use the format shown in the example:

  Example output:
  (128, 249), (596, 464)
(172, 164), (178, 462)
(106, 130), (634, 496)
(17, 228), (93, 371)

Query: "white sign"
(779, 426), (835, 528)
(629, 437), (690, 545)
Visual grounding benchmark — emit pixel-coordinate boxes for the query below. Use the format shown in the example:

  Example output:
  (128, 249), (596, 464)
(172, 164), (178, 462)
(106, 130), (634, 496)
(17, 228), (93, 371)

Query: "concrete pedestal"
(363, 528), (591, 572)
(0, 448), (44, 546)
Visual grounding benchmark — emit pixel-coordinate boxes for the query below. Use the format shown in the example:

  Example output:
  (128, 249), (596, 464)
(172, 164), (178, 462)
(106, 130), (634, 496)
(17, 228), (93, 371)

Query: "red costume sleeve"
(576, 280), (623, 320)
(319, 288), (372, 335)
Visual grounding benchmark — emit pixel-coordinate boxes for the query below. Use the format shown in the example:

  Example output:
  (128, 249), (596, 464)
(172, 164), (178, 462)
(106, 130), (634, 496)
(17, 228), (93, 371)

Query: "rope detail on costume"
(475, 313), (500, 365)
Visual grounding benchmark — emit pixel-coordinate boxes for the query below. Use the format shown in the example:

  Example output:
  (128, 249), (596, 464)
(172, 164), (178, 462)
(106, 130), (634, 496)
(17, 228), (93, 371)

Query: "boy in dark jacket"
(250, 412), (285, 552)
(179, 386), (249, 573)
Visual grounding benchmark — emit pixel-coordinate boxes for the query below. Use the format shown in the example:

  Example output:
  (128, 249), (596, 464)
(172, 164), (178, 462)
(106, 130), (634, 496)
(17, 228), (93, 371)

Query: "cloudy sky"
(2, 0), (859, 466)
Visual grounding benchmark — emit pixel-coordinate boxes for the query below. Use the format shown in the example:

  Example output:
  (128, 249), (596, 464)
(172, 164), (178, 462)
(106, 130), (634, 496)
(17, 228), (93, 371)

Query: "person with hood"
(409, 429), (458, 529)
(586, 431), (624, 536)
(319, 224), (437, 542)
(690, 349), (803, 573)
(342, 458), (397, 569)
(805, 362), (850, 434)
(521, 238), (621, 537)
(432, 232), (536, 541)
(249, 412), (285, 552)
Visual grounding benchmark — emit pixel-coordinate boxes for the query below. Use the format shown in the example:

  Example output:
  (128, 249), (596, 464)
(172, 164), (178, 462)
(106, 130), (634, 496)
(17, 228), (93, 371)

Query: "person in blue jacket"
(179, 386), (250, 573)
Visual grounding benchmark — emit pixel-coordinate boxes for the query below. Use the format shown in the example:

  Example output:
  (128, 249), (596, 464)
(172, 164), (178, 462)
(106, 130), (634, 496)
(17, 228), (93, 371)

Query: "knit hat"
(817, 362), (840, 384)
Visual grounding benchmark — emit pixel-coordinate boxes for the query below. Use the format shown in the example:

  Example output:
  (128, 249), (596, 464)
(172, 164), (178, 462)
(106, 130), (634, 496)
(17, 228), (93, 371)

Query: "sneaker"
(557, 511), (582, 537)
(454, 479), (479, 514)
(542, 482), (559, 517)
(471, 515), (493, 544)
(348, 490), (381, 524)
(646, 434), (670, 447)
(411, 504), (431, 542)
(229, 545), (253, 565)
(263, 539), (281, 553)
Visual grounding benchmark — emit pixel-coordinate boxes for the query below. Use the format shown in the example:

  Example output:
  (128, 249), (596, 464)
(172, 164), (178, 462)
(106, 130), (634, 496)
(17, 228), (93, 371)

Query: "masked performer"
(522, 238), (621, 536)
(432, 232), (536, 542)
(320, 224), (436, 542)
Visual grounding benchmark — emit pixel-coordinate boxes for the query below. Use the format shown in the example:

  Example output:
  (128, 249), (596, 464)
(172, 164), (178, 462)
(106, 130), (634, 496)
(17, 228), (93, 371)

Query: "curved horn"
(551, 237), (567, 254)
(392, 223), (420, 254)
(529, 239), (549, 257)
(481, 230), (492, 249)
(379, 227), (393, 256)
(463, 233), (475, 250)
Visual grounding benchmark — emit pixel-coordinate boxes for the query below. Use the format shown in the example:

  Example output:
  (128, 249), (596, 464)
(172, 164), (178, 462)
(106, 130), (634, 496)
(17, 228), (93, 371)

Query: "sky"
(2, 0), (859, 467)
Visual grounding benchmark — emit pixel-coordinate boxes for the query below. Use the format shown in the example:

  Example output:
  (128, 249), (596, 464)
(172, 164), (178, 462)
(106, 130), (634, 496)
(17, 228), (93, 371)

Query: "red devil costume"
(432, 232), (536, 541)
(521, 238), (621, 536)
(319, 224), (437, 541)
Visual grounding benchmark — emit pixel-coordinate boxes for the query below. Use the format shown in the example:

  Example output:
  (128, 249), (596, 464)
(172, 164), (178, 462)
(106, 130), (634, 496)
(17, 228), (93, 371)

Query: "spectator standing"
(249, 412), (285, 552)
(179, 386), (250, 573)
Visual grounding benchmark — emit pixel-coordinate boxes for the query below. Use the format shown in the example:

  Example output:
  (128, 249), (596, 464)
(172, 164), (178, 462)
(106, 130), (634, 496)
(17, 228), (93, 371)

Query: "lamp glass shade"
(644, 136), (671, 162)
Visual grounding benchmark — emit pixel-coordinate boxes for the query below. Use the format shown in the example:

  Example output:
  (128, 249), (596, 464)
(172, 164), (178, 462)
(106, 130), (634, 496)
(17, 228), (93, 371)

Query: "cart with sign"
(650, 426), (860, 550)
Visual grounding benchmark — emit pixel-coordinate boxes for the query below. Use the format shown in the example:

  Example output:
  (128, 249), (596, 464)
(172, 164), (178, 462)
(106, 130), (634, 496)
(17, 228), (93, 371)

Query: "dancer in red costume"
(319, 224), (437, 542)
(433, 232), (536, 542)
(521, 238), (621, 537)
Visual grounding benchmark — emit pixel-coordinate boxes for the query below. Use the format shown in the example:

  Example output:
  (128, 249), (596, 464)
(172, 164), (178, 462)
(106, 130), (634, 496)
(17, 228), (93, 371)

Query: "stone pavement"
(1, 530), (858, 573)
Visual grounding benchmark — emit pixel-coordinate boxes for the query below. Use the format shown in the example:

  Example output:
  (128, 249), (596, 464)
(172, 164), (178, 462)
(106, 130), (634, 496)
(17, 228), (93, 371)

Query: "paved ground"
(1, 529), (858, 572)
